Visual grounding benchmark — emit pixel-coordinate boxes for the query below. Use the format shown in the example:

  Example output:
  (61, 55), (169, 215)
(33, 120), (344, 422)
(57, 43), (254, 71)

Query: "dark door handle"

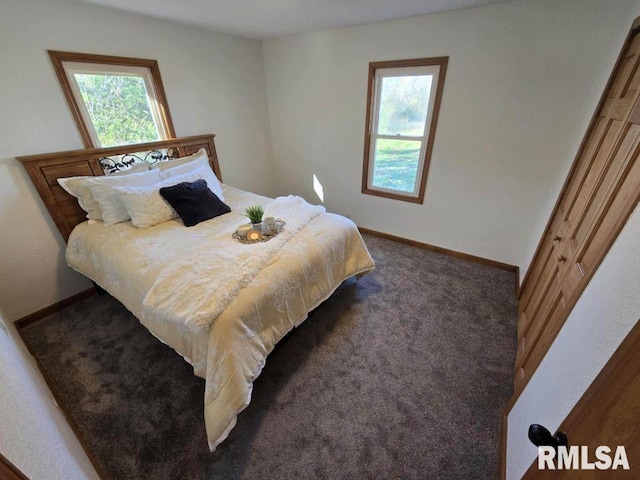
(528, 424), (569, 451)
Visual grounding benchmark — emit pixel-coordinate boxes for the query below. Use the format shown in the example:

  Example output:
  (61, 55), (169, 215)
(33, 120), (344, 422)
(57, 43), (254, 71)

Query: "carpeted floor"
(21, 235), (517, 480)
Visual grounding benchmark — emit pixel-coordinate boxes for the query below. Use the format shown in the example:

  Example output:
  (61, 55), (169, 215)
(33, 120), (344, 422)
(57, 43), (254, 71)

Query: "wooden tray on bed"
(232, 220), (286, 244)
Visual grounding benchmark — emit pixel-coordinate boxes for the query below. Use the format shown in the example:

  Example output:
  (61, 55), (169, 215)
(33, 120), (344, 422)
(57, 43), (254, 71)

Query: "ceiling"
(74, 0), (510, 40)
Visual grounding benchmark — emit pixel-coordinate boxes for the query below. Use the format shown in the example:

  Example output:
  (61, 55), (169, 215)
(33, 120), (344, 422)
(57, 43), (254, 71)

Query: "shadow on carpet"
(21, 235), (517, 480)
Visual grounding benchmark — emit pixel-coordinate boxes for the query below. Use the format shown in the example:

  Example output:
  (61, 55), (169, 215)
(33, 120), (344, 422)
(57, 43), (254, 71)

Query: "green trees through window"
(74, 73), (160, 148)
(371, 75), (432, 193)
(49, 51), (175, 148)
(377, 75), (432, 137)
(362, 57), (448, 203)
(372, 138), (422, 192)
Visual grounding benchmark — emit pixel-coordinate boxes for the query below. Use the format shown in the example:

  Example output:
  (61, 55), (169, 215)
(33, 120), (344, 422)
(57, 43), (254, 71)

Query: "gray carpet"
(21, 235), (517, 480)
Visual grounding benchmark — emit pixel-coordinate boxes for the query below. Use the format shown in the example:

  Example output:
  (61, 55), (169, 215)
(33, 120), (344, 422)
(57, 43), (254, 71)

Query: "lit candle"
(248, 230), (261, 241)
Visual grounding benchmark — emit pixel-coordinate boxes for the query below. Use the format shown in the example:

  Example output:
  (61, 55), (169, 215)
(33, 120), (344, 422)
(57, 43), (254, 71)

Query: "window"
(362, 57), (448, 203)
(49, 51), (176, 148)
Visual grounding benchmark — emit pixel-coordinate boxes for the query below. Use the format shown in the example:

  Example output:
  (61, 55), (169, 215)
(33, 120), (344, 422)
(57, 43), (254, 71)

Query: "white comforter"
(143, 195), (326, 332)
(66, 185), (375, 450)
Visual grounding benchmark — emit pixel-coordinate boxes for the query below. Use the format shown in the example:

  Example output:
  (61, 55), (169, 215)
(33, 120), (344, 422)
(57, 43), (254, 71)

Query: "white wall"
(0, 308), (99, 479)
(262, 0), (640, 273)
(2, 0), (639, 478)
(506, 202), (640, 479)
(0, 0), (275, 321)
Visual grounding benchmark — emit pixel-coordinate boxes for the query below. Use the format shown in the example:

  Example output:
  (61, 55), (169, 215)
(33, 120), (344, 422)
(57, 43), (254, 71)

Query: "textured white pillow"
(115, 166), (223, 229)
(85, 169), (162, 225)
(150, 148), (208, 172)
(115, 183), (178, 229)
(159, 152), (224, 201)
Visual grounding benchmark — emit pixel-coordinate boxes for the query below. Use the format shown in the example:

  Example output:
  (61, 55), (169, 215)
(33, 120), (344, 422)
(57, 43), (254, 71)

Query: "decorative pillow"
(150, 148), (208, 172)
(115, 185), (178, 229)
(115, 166), (224, 229)
(84, 169), (162, 225)
(158, 150), (224, 201)
(160, 179), (230, 227)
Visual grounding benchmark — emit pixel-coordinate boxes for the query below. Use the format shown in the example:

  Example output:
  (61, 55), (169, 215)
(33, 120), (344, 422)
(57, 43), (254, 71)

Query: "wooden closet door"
(521, 320), (640, 479)
(514, 22), (640, 395)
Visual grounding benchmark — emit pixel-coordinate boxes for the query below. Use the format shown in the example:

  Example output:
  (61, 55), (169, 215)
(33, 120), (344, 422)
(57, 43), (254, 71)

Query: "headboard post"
(17, 134), (222, 241)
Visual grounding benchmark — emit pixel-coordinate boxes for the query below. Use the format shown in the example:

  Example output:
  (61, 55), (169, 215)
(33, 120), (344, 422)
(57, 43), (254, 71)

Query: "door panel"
(520, 245), (560, 336)
(513, 22), (640, 401)
(572, 123), (640, 249)
(609, 33), (640, 96)
(578, 139), (640, 275)
(517, 264), (582, 390)
(519, 209), (564, 323)
(521, 320), (640, 479)
(562, 119), (622, 236)
(515, 290), (565, 390)
(558, 118), (611, 230)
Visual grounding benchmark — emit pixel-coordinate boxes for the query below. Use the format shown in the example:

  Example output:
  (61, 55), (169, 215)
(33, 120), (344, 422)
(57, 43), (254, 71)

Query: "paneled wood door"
(521, 319), (640, 479)
(514, 18), (640, 398)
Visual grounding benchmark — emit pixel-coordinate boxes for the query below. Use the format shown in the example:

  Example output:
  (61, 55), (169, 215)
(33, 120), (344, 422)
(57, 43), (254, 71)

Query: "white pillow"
(115, 166), (223, 229)
(85, 169), (162, 225)
(159, 152), (224, 201)
(58, 177), (103, 221)
(114, 183), (177, 229)
(58, 164), (153, 221)
(150, 148), (208, 172)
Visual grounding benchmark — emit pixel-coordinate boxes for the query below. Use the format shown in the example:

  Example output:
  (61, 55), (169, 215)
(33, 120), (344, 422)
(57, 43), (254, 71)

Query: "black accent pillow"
(159, 179), (230, 227)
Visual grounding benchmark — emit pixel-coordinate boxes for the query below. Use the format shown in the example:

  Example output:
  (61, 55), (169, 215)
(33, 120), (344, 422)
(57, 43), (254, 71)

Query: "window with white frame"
(362, 57), (448, 203)
(49, 51), (175, 148)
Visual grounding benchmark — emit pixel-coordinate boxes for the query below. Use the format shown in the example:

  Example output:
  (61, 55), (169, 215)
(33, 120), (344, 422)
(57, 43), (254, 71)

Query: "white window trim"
(367, 65), (441, 198)
(61, 62), (170, 147)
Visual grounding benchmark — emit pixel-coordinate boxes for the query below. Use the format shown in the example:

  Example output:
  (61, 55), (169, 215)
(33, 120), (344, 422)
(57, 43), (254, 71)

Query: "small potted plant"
(245, 205), (265, 231)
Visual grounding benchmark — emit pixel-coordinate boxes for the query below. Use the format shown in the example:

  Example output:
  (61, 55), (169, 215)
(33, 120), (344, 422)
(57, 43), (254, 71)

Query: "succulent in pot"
(245, 205), (265, 230)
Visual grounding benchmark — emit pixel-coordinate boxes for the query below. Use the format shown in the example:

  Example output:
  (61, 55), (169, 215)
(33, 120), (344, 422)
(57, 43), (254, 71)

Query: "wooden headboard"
(17, 134), (222, 242)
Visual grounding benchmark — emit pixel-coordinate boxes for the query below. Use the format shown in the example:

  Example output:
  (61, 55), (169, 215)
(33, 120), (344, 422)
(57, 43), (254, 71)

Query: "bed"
(17, 134), (375, 450)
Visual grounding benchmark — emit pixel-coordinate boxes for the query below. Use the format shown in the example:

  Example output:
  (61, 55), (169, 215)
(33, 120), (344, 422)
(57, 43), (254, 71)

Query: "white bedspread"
(66, 185), (375, 450)
(143, 195), (325, 331)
